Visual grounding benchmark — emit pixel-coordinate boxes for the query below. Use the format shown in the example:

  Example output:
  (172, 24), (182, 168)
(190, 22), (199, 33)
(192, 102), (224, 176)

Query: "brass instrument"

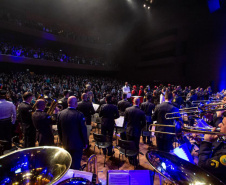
(32, 94), (44, 110)
(149, 122), (226, 137)
(86, 154), (101, 185)
(47, 99), (58, 115)
(0, 146), (72, 184)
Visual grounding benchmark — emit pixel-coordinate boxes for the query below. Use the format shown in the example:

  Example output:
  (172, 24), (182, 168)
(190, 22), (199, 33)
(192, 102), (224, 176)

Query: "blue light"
(207, 0), (220, 13)
(219, 64), (226, 91)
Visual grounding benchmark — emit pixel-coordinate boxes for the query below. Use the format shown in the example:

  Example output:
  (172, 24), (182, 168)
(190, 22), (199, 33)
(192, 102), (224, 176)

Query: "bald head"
(81, 93), (87, 101)
(36, 99), (46, 111)
(133, 97), (140, 106)
(68, 96), (77, 108)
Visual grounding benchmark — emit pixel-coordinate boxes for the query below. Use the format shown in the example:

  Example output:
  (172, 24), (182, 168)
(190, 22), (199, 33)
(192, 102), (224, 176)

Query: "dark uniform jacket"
(57, 108), (88, 151)
(17, 102), (36, 134)
(77, 100), (95, 125)
(152, 102), (179, 140)
(172, 95), (184, 108)
(99, 104), (119, 130)
(32, 110), (54, 146)
(96, 97), (106, 113)
(124, 106), (146, 137)
(140, 101), (155, 116)
(199, 141), (226, 183)
(117, 99), (131, 116)
(58, 97), (68, 110)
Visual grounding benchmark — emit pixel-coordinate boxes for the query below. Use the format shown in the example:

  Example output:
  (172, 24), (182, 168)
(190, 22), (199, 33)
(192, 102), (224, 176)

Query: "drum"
(146, 150), (225, 185)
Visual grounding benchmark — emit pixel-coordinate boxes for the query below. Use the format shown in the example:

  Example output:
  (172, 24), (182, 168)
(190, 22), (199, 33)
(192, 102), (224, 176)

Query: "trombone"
(149, 122), (226, 137)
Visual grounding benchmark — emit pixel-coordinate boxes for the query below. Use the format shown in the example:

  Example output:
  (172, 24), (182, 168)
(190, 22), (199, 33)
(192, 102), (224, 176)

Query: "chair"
(114, 126), (126, 145)
(93, 133), (112, 167)
(94, 115), (102, 134)
(117, 139), (140, 169)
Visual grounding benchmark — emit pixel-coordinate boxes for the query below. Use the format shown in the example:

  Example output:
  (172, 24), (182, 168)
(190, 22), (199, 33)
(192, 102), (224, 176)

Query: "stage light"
(150, 0), (153, 3)
(143, 4), (146, 7)
(148, 6), (150, 9)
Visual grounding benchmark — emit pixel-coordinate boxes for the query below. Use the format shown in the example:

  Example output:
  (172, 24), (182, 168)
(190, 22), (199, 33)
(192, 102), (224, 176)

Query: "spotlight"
(148, 6), (150, 9)
(143, 4), (146, 7)
(150, 0), (153, 3)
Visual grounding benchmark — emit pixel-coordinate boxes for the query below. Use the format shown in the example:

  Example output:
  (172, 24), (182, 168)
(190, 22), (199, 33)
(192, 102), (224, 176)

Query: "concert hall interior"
(1, 0), (226, 184)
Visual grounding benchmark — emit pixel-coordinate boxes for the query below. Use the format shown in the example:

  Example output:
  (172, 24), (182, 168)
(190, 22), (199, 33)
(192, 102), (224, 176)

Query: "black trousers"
(156, 137), (174, 152)
(126, 134), (140, 165)
(101, 125), (113, 155)
(67, 149), (83, 170)
(0, 119), (12, 150)
(22, 124), (36, 148)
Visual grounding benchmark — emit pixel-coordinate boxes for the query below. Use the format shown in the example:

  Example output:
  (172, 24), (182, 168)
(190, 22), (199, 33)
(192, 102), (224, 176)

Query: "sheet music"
(93, 103), (100, 111)
(129, 171), (152, 185)
(108, 172), (130, 185)
(108, 170), (153, 185)
(115, 116), (124, 127)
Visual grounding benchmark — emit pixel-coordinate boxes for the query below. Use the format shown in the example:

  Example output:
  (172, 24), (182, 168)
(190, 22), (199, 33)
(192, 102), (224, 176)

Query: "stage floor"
(79, 126), (163, 185)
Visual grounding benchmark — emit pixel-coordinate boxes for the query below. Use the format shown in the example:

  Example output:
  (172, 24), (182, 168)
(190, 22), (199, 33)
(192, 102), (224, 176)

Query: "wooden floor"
(78, 126), (163, 185)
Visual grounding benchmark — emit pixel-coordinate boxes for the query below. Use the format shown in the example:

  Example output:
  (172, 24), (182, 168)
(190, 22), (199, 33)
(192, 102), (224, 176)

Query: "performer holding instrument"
(198, 112), (226, 183)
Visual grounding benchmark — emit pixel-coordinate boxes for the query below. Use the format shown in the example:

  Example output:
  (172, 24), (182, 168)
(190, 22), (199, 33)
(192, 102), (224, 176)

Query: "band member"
(32, 99), (54, 146)
(131, 85), (138, 96)
(17, 92), (36, 148)
(57, 96), (88, 170)
(138, 86), (145, 96)
(124, 97), (146, 165)
(99, 94), (119, 156)
(172, 90), (184, 108)
(152, 91), (179, 152)
(58, 90), (69, 110)
(77, 93), (95, 147)
(122, 82), (131, 98)
(140, 94), (155, 144)
(0, 89), (16, 149)
(198, 113), (226, 183)
(118, 93), (131, 116)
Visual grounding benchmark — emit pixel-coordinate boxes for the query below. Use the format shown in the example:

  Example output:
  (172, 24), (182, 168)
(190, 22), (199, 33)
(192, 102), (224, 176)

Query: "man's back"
(77, 100), (95, 125)
(17, 102), (33, 125)
(57, 108), (87, 150)
(118, 100), (131, 116)
(124, 106), (146, 137)
(140, 101), (155, 116)
(152, 102), (179, 139)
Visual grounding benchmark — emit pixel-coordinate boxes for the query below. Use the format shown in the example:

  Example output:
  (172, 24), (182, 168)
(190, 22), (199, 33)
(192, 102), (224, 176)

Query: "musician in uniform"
(99, 94), (119, 156)
(57, 96), (88, 170)
(0, 89), (16, 149)
(32, 99), (54, 146)
(17, 92), (36, 148)
(124, 97), (146, 165)
(77, 93), (95, 147)
(58, 90), (69, 110)
(198, 112), (226, 183)
(140, 94), (155, 144)
(117, 93), (131, 116)
(152, 91), (179, 152)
